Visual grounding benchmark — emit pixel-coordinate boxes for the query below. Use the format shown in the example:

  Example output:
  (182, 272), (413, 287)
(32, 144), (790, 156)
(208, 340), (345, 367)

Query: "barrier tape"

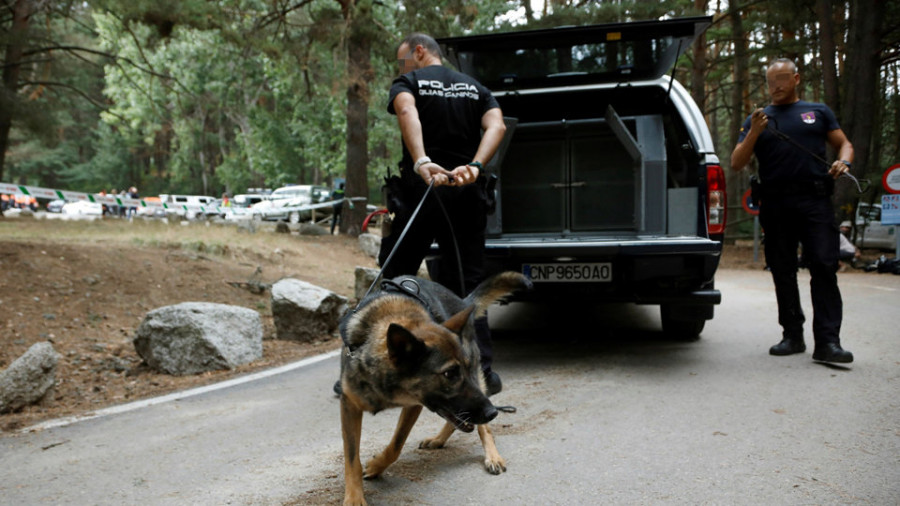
(1, 182), (366, 218)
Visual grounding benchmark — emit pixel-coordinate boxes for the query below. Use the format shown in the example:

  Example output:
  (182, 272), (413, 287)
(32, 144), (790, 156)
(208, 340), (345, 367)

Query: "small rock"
(358, 233), (381, 258)
(0, 342), (61, 414)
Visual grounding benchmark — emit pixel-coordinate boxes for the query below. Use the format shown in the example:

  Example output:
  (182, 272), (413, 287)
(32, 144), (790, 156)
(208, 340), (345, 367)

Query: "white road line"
(23, 349), (341, 433)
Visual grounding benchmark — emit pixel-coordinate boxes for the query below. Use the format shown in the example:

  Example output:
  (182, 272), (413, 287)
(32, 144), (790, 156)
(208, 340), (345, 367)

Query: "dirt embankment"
(1, 217), (373, 432)
(0, 216), (886, 432)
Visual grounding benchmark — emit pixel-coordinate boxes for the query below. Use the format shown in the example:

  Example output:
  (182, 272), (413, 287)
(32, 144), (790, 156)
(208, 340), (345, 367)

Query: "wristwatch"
(467, 161), (483, 170)
(840, 160), (852, 169)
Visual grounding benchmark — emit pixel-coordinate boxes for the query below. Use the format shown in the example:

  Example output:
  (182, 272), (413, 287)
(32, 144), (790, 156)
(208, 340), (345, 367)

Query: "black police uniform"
(738, 100), (843, 345)
(381, 64), (500, 375)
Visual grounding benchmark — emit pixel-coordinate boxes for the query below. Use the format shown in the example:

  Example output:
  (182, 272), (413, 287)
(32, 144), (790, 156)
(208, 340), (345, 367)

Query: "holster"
(484, 173), (498, 215)
(382, 173), (407, 215)
(754, 177), (834, 200)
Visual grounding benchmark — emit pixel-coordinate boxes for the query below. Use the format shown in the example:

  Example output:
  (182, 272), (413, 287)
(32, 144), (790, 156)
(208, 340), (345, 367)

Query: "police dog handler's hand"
(828, 159), (850, 180)
(417, 162), (479, 187)
(449, 164), (479, 187)
(749, 107), (768, 135)
(417, 162), (455, 186)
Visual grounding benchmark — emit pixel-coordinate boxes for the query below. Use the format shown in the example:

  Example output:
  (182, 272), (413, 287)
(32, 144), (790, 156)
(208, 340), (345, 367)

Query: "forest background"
(2, 0), (899, 236)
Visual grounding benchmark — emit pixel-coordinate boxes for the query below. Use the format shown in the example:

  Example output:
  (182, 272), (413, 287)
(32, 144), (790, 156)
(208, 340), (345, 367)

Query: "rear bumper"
(480, 236), (722, 305)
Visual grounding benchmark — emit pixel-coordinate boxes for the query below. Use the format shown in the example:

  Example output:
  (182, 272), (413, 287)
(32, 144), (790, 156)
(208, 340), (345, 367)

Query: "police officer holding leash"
(379, 33), (507, 393)
(731, 58), (854, 363)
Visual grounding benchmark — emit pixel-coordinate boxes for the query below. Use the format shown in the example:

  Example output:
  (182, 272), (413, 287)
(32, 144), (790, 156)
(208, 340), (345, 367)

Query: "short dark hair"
(399, 33), (442, 59)
(768, 58), (798, 73)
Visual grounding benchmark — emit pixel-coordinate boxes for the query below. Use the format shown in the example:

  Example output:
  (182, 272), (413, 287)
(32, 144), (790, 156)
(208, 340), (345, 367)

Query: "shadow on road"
(488, 300), (703, 368)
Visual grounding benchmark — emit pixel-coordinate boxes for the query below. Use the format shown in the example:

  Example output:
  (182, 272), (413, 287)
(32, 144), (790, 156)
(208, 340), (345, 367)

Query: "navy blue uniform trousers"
(759, 194), (842, 344)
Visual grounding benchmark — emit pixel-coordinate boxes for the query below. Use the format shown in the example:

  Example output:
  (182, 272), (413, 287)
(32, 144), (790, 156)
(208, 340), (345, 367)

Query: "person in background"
(331, 182), (345, 235)
(730, 58), (854, 364)
(838, 220), (860, 270)
(127, 186), (139, 219)
(108, 189), (119, 217)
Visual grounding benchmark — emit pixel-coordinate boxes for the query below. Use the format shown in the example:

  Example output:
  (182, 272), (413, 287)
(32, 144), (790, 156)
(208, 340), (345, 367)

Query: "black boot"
(769, 338), (806, 356)
(812, 343), (853, 363)
(484, 370), (502, 396)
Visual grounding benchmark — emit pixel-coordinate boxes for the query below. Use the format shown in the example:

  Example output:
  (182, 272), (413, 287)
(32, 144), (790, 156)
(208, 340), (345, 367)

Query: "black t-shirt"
(388, 65), (500, 169)
(737, 100), (841, 184)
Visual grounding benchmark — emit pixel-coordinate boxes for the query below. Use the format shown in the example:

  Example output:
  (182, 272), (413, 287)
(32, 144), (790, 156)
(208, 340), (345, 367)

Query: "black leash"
(357, 179), (435, 306)
(765, 119), (870, 194)
(356, 177), (465, 309)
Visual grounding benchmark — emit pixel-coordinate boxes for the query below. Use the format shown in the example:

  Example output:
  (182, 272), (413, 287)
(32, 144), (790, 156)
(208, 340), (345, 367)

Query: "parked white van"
(250, 184), (330, 223)
(855, 202), (897, 250)
(160, 194), (217, 220)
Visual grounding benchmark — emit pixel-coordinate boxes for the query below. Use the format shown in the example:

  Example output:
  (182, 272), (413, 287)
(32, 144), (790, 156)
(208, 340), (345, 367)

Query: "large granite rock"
(134, 302), (263, 376)
(270, 278), (347, 342)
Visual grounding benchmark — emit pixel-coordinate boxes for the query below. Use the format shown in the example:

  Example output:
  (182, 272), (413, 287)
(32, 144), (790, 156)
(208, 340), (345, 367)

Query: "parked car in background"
(224, 193), (265, 220)
(855, 202), (897, 250)
(160, 194), (216, 220)
(46, 199), (67, 213)
(201, 198), (227, 219)
(62, 200), (103, 216)
(251, 185), (330, 223)
(136, 196), (166, 218)
(233, 194), (265, 208)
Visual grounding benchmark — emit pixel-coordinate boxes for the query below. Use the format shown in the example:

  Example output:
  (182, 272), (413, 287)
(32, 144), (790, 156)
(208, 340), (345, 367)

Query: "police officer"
(381, 33), (507, 393)
(731, 58), (854, 363)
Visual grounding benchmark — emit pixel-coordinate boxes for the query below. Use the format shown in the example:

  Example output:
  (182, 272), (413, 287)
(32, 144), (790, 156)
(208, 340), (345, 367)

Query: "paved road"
(2, 268), (899, 505)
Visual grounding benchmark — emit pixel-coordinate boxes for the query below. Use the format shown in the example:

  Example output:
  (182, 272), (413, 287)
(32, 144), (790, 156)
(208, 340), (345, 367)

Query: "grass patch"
(1, 215), (323, 262)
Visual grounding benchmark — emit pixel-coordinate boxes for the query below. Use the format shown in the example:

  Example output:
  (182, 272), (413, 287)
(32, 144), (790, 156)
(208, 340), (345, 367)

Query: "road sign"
(883, 164), (900, 194)
(882, 194), (900, 225)
(742, 188), (759, 216)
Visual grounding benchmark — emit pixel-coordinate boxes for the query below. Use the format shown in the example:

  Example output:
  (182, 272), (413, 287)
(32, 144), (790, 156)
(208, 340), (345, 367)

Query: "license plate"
(523, 262), (612, 283)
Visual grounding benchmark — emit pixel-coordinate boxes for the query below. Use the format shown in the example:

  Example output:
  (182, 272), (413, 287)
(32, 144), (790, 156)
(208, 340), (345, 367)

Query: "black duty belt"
(758, 178), (833, 198)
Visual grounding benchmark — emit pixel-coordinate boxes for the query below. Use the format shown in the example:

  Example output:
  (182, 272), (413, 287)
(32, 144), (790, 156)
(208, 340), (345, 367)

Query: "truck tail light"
(706, 164), (726, 236)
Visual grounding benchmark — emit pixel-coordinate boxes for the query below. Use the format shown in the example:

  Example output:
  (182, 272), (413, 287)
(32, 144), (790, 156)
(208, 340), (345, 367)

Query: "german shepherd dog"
(339, 271), (531, 506)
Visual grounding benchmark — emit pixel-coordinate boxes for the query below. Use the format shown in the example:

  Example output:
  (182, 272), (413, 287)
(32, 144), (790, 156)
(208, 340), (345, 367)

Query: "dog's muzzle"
(437, 404), (498, 433)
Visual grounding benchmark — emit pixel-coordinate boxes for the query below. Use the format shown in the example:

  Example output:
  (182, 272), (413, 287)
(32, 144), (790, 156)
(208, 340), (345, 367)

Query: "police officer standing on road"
(381, 33), (507, 394)
(731, 58), (854, 363)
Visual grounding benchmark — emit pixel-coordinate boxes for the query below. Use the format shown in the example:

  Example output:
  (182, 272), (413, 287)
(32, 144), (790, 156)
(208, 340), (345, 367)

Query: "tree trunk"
(835, 0), (886, 220)
(817, 0), (839, 117)
(726, 7), (749, 236)
(0, 0), (34, 185)
(341, 0), (373, 236)
(691, 0), (708, 114)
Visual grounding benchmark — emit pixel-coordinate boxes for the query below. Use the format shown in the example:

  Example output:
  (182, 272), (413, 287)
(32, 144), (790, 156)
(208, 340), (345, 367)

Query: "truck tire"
(660, 305), (706, 340)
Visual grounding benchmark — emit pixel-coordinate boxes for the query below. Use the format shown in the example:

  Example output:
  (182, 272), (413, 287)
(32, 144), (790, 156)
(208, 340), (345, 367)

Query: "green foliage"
(2, 0), (899, 217)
